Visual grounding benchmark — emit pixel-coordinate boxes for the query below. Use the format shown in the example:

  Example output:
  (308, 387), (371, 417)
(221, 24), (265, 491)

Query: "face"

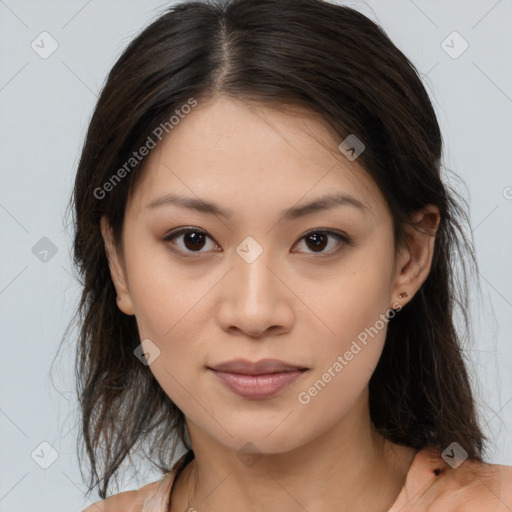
(102, 96), (434, 455)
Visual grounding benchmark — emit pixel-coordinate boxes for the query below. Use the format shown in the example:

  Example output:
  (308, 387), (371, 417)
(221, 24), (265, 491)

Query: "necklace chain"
(185, 459), (197, 511)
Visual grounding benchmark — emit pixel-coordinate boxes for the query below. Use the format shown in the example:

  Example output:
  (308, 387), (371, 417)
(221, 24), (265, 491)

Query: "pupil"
(184, 232), (205, 251)
(307, 233), (327, 252)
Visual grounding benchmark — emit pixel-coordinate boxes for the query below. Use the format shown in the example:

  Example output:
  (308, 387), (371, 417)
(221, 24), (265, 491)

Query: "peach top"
(83, 447), (512, 512)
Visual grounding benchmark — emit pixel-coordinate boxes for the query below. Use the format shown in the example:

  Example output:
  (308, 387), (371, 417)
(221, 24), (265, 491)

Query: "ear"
(100, 215), (135, 316)
(391, 204), (441, 309)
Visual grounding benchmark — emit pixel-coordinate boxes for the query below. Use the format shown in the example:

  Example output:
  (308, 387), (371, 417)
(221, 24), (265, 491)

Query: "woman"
(73, 0), (512, 510)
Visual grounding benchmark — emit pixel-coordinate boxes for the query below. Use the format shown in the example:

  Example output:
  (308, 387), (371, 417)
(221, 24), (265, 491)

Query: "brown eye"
(163, 227), (221, 255)
(293, 230), (350, 255)
(304, 232), (328, 252)
(182, 231), (206, 251)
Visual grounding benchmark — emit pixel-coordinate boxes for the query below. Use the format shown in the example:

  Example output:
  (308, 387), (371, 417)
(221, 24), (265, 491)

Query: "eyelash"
(162, 227), (351, 258)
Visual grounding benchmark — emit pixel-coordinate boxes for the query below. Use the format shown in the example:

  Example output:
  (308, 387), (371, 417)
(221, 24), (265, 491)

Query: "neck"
(174, 397), (416, 512)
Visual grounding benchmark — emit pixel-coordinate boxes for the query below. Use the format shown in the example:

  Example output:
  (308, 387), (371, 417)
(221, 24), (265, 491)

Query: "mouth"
(207, 358), (309, 399)
(208, 358), (308, 375)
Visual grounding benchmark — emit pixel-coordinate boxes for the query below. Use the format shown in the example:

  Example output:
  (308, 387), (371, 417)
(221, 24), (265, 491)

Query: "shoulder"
(432, 456), (512, 511)
(391, 446), (512, 511)
(81, 475), (173, 512)
(80, 450), (193, 512)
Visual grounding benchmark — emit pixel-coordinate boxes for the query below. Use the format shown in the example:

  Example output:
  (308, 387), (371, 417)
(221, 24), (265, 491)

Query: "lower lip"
(210, 369), (306, 399)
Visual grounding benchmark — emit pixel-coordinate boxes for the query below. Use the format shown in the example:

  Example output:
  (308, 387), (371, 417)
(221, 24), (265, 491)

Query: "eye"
(162, 227), (350, 258)
(163, 227), (221, 256)
(292, 229), (350, 255)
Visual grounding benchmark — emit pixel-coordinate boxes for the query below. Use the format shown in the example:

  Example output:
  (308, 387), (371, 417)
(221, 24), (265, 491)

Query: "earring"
(398, 291), (409, 299)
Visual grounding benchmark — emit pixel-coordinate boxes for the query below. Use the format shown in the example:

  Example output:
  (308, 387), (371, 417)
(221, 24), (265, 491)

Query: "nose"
(216, 251), (295, 339)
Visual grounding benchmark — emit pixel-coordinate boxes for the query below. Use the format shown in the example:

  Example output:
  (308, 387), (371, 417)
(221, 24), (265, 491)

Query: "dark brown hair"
(68, 0), (487, 499)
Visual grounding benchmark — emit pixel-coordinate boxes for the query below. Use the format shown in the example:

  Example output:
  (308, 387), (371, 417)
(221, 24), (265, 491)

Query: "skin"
(101, 95), (440, 512)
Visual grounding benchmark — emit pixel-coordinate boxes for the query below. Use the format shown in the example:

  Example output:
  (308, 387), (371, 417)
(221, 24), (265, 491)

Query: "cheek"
(124, 230), (215, 339)
(294, 241), (395, 414)
(293, 306), (390, 442)
(297, 237), (395, 352)
(122, 239), (220, 398)
(131, 290), (213, 422)
(119, 246), (208, 408)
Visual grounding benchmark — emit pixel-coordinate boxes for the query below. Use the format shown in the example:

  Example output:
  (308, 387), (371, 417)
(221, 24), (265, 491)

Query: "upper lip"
(208, 358), (307, 375)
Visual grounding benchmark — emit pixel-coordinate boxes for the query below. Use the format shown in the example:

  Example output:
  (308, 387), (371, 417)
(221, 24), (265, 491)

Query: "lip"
(207, 358), (308, 399)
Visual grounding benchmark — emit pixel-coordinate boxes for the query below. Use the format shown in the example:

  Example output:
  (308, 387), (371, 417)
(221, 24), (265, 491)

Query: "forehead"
(126, 96), (386, 220)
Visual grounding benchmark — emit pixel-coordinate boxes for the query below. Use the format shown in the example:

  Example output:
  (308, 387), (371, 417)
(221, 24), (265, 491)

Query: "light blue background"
(1, 0), (511, 510)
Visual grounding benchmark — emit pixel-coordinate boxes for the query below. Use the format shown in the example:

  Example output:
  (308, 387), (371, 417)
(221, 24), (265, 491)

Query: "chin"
(210, 418), (313, 457)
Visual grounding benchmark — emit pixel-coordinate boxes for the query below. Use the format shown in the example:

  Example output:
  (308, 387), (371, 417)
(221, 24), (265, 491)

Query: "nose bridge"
(233, 245), (280, 307)
(216, 241), (294, 336)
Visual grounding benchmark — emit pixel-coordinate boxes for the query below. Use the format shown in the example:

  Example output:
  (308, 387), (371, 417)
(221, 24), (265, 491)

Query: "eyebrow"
(146, 192), (368, 220)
